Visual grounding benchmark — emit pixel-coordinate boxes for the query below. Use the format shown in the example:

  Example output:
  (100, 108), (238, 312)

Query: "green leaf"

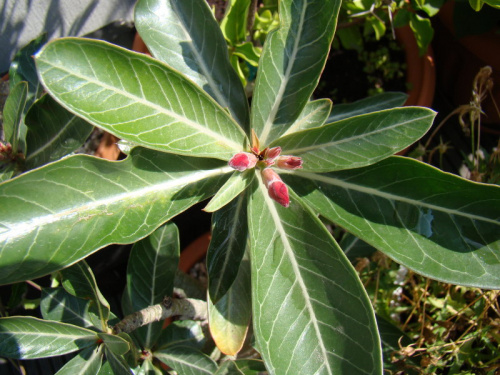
(98, 333), (130, 356)
(281, 99), (332, 136)
(208, 251), (251, 355)
(221, 0), (251, 44)
(204, 170), (253, 213)
(139, 358), (163, 375)
(134, 0), (250, 130)
(284, 157), (500, 289)
(154, 346), (218, 375)
(327, 92), (408, 123)
(155, 320), (205, 350)
(97, 360), (114, 375)
(208, 191), (249, 303)
(3, 81), (28, 153)
(104, 346), (133, 375)
(273, 107), (436, 172)
(0, 317), (98, 359)
(215, 359), (267, 375)
(248, 176), (382, 374)
(9, 33), (46, 104)
(126, 222), (180, 348)
(35, 38), (247, 160)
(61, 261), (110, 332)
(232, 42), (261, 67)
(252, 0), (341, 144)
(0, 164), (15, 182)
(25, 94), (94, 169)
(40, 287), (95, 329)
(0, 147), (231, 286)
(409, 13), (434, 56)
(55, 345), (103, 375)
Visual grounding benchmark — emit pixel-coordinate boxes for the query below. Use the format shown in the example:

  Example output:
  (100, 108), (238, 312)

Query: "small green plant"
(0, 0), (499, 374)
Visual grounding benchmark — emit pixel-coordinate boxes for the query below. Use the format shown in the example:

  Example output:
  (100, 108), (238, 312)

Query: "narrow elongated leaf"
(135, 0), (250, 131)
(3, 81), (28, 152)
(154, 346), (218, 375)
(55, 345), (103, 375)
(35, 38), (247, 160)
(0, 147), (231, 285)
(207, 191), (249, 302)
(126, 223), (179, 348)
(41, 287), (95, 329)
(9, 33), (46, 104)
(104, 346), (133, 375)
(0, 317), (98, 359)
(61, 261), (110, 331)
(140, 358), (163, 375)
(281, 98), (332, 136)
(273, 107), (436, 172)
(284, 156), (500, 289)
(248, 176), (382, 374)
(25, 94), (94, 169)
(252, 0), (340, 144)
(221, 0), (251, 44)
(327, 92), (408, 123)
(204, 170), (253, 213)
(208, 252), (251, 355)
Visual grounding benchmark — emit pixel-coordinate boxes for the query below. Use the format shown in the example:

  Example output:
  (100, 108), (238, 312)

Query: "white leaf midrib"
(38, 51), (242, 151)
(255, 172), (332, 375)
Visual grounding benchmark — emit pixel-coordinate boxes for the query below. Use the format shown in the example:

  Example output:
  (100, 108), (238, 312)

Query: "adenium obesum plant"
(0, 0), (499, 374)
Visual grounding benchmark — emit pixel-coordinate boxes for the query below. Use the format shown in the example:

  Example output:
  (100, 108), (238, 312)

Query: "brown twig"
(113, 297), (207, 334)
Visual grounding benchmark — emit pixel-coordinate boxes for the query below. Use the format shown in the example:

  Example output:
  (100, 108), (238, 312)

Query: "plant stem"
(113, 297), (207, 334)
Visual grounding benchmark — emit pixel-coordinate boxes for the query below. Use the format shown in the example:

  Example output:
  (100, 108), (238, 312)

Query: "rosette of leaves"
(0, 0), (499, 374)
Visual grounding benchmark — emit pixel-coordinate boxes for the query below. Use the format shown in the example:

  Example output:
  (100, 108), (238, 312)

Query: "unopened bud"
(261, 168), (290, 208)
(229, 152), (258, 171)
(276, 155), (303, 170)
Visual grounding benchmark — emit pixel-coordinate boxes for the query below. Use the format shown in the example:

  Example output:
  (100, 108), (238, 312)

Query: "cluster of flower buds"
(228, 131), (303, 207)
(0, 142), (13, 162)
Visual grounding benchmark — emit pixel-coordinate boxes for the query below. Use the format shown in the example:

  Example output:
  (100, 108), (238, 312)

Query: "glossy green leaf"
(0, 164), (15, 182)
(35, 38), (247, 160)
(221, 0), (251, 44)
(104, 346), (133, 375)
(25, 94), (94, 169)
(252, 0), (340, 144)
(97, 360), (114, 375)
(40, 287), (95, 329)
(281, 98), (332, 136)
(98, 333), (130, 356)
(215, 359), (267, 375)
(208, 191), (249, 303)
(409, 13), (434, 56)
(126, 222), (179, 348)
(327, 92), (408, 123)
(284, 157), (500, 289)
(273, 107), (436, 172)
(9, 33), (46, 104)
(248, 176), (382, 374)
(154, 346), (218, 375)
(55, 345), (103, 375)
(3, 81), (28, 153)
(204, 170), (253, 213)
(134, 0), (250, 130)
(0, 317), (98, 359)
(155, 320), (205, 350)
(232, 42), (261, 67)
(0, 147), (231, 286)
(139, 358), (163, 375)
(61, 261), (110, 331)
(208, 251), (251, 355)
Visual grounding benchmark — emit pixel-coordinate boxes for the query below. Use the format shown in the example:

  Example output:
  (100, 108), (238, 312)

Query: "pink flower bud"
(276, 155), (303, 170)
(261, 168), (290, 208)
(229, 152), (258, 171)
(266, 146), (282, 161)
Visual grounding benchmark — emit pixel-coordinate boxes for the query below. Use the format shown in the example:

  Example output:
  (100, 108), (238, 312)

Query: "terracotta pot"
(179, 232), (211, 273)
(396, 25), (436, 108)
